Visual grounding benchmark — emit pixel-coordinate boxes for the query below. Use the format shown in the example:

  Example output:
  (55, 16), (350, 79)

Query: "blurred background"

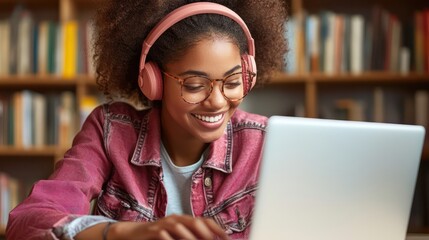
(0, 0), (429, 238)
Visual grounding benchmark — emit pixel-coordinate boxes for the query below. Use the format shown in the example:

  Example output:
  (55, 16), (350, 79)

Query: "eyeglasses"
(163, 70), (256, 104)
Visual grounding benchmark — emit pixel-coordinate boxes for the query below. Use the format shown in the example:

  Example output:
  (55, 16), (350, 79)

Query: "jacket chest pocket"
(96, 186), (152, 222)
(206, 189), (256, 235)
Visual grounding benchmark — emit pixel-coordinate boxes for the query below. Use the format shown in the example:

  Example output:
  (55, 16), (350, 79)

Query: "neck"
(160, 114), (207, 166)
(162, 133), (207, 167)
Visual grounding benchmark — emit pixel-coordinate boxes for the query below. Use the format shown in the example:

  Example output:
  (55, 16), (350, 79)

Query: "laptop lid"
(250, 116), (425, 240)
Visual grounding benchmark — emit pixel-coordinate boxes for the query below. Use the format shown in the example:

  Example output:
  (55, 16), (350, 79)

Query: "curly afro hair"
(94, 0), (287, 104)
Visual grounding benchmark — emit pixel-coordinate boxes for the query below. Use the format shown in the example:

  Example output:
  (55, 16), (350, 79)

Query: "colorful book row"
(0, 5), (96, 77)
(318, 88), (429, 127)
(0, 91), (78, 148)
(0, 172), (19, 230)
(285, 6), (429, 75)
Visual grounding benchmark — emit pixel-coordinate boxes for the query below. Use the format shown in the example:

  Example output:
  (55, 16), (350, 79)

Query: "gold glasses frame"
(163, 70), (256, 104)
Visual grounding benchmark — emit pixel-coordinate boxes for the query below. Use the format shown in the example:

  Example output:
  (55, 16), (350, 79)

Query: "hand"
(76, 214), (230, 240)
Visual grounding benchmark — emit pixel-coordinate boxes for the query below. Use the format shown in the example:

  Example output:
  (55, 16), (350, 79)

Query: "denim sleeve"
(52, 215), (117, 240)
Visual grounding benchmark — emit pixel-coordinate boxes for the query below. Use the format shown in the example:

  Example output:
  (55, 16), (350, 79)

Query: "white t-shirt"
(160, 143), (204, 216)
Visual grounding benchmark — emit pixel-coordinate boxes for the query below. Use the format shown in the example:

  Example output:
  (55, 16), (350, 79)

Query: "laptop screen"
(250, 116), (425, 240)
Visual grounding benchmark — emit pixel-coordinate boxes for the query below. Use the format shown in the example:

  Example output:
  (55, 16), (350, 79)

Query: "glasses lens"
(180, 72), (252, 104)
(223, 72), (245, 101)
(182, 76), (211, 103)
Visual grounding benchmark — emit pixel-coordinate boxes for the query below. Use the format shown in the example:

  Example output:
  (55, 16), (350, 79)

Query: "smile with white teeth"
(193, 113), (223, 123)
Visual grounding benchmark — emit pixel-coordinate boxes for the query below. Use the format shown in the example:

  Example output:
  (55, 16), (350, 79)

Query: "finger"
(143, 222), (176, 240)
(164, 215), (220, 240)
(158, 229), (175, 240)
(202, 218), (230, 240)
(186, 218), (216, 240)
(162, 217), (198, 240)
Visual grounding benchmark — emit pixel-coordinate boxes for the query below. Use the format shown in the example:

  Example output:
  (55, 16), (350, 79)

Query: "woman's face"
(161, 37), (243, 144)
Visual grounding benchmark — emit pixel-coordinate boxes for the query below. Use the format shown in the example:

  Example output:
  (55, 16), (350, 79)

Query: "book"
(12, 92), (22, 147)
(363, 21), (373, 71)
(321, 11), (336, 74)
(16, 9), (34, 75)
(46, 94), (60, 145)
(0, 20), (11, 76)
(370, 5), (388, 71)
(333, 14), (345, 74)
(0, 96), (5, 146)
(37, 21), (49, 75)
(400, 47), (410, 74)
(335, 98), (365, 121)
(62, 20), (78, 78)
(80, 96), (100, 127)
(415, 90), (429, 127)
(8, 5), (24, 75)
(86, 20), (96, 76)
(59, 92), (76, 148)
(341, 15), (351, 73)
(55, 23), (64, 76)
(373, 87), (385, 122)
(7, 95), (14, 145)
(47, 21), (58, 74)
(403, 94), (416, 125)
(415, 11), (425, 73)
(0, 173), (20, 229)
(32, 17), (38, 74)
(77, 20), (87, 75)
(33, 93), (47, 147)
(0, 172), (9, 228)
(424, 10), (429, 73)
(385, 15), (402, 72)
(21, 90), (33, 147)
(284, 18), (296, 73)
(350, 15), (364, 74)
(305, 15), (320, 72)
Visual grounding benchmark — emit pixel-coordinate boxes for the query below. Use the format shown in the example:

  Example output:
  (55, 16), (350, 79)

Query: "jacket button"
(204, 177), (212, 187)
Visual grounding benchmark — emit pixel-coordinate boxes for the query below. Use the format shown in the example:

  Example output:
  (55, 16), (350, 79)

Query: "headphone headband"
(139, 2), (255, 71)
(138, 2), (257, 101)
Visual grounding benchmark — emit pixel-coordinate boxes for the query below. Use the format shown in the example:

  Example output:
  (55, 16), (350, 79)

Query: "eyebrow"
(178, 65), (242, 77)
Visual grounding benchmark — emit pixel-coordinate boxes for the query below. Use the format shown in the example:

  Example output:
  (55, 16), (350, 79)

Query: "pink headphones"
(138, 2), (257, 101)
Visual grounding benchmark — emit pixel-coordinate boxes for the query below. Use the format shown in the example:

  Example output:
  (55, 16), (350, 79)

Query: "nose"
(202, 80), (227, 107)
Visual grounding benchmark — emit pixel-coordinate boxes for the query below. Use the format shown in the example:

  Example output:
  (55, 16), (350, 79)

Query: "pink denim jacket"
(6, 101), (267, 240)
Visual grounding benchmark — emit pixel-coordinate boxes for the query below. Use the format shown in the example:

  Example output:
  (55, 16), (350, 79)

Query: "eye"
(183, 77), (210, 92)
(224, 73), (243, 89)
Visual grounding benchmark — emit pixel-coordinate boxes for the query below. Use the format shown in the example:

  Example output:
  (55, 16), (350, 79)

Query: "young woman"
(6, 0), (287, 239)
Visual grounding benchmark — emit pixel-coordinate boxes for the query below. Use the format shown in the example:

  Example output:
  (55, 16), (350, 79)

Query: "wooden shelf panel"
(0, 75), (96, 89)
(0, 0), (59, 9)
(0, 146), (66, 157)
(272, 72), (429, 84)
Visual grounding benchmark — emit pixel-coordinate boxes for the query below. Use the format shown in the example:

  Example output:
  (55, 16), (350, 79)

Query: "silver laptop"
(250, 116), (425, 240)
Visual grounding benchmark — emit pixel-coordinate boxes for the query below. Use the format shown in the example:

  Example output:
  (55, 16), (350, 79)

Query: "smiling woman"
(161, 38), (244, 153)
(5, 1), (287, 240)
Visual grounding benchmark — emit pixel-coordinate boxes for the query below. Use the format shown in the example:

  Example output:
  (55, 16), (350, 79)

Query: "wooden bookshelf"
(269, 72), (429, 117)
(0, 0), (101, 234)
(282, 0), (429, 234)
(272, 72), (429, 83)
(0, 0), (429, 236)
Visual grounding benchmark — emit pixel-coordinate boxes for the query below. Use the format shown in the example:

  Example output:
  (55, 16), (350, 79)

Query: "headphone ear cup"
(241, 54), (257, 91)
(138, 62), (163, 100)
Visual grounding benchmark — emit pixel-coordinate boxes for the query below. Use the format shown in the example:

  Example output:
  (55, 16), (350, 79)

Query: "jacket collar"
(130, 107), (232, 173)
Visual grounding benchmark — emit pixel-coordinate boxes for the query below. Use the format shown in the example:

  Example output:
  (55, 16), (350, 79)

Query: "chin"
(199, 131), (225, 143)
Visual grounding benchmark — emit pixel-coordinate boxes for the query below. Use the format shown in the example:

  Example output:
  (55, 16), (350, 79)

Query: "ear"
(138, 61), (163, 100)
